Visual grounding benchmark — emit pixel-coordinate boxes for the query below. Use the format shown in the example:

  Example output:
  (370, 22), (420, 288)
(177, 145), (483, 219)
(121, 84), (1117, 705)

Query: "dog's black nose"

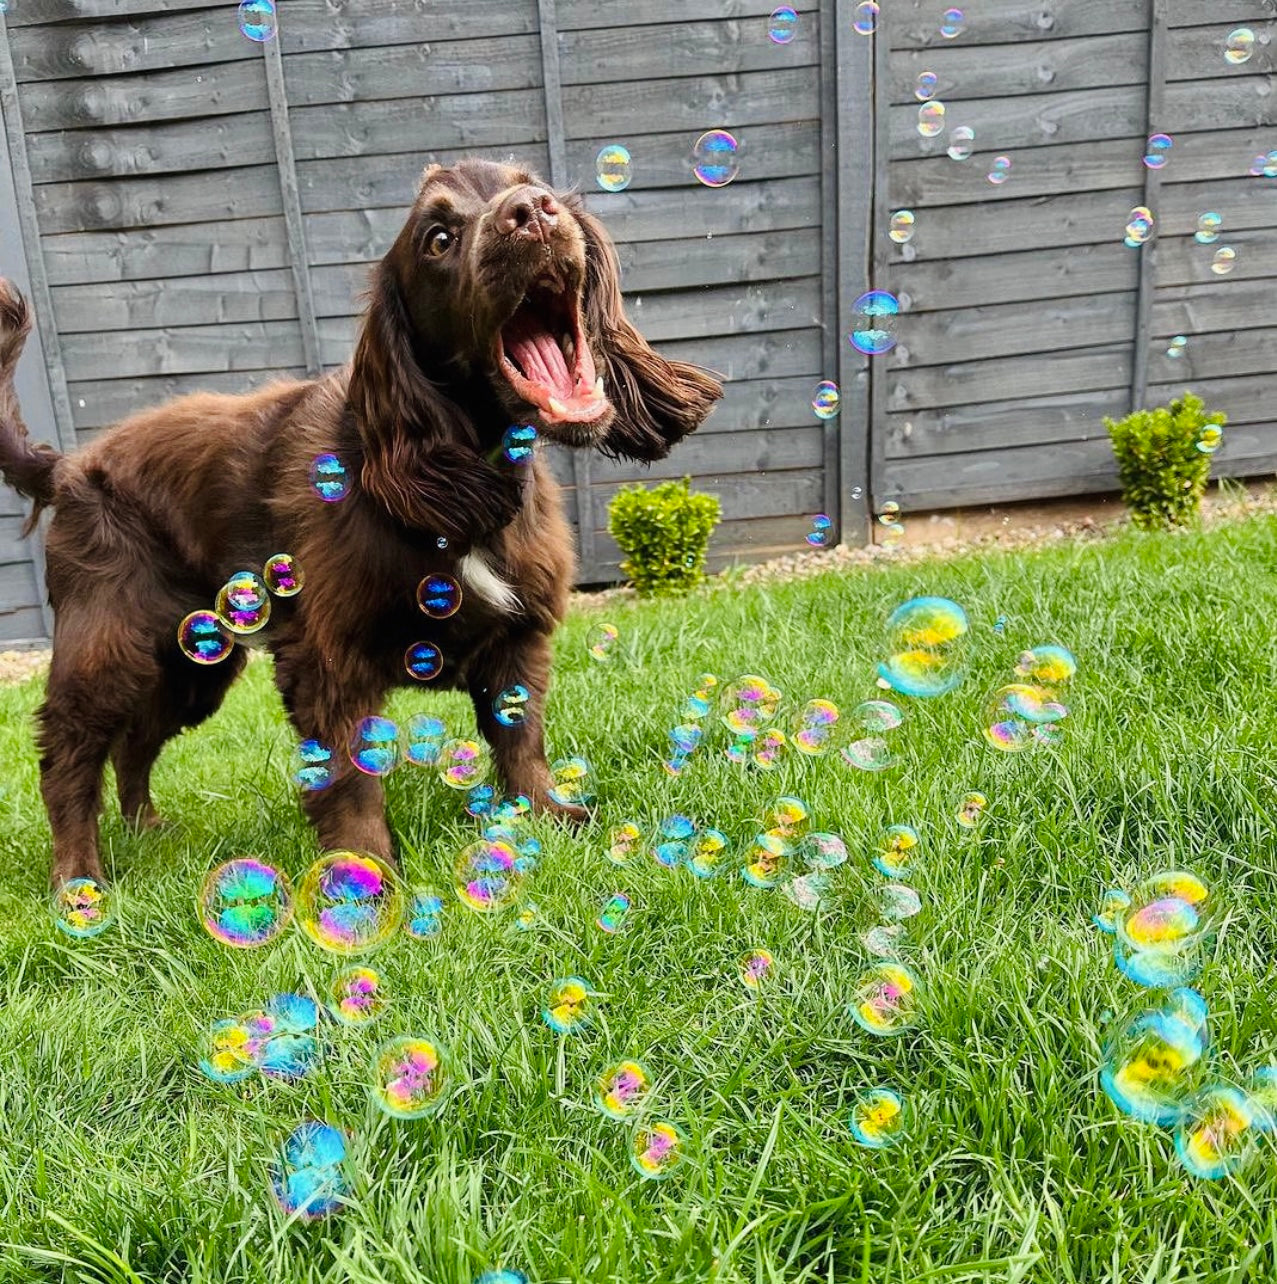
(494, 186), (560, 241)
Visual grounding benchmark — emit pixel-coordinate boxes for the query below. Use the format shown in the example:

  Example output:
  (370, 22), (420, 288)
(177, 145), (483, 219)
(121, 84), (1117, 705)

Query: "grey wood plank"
(1162, 74), (1277, 133)
(5, 0), (229, 25)
(1143, 327), (1277, 389)
(557, 1), (816, 30)
(0, 560), (40, 611)
(697, 374), (827, 434)
(0, 605), (47, 644)
(0, 485), (27, 518)
(591, 465), (824, 525)
(0, 515), (37, 564)
(591, 514), (820, 579)
(1165, 2), (1277, 26)
(602, 276), (822, 344)
(1155, 230), (1276, 290)
(590, 424), (824, 486)
(1166, 20), (1276, 78)
(1146, 375), (1277, 429)
(1158, 177), (1277, 233)
(657, 327), (823, 383)
(1152, 280), (1277, 337)
(278, 0), (538, 53)
(61, 321), (307, 382)
(888, 0), (1150, 47)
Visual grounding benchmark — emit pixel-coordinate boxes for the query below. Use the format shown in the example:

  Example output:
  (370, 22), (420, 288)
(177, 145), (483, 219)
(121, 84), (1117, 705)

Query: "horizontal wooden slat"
(278, 0), (539, 53)
(594, 424), (825, 488)
(1155, 230), (1277, 289)
(0, 606), (48, 645)
(4, 0), (228, 25)
(0, 517), (37, 565)
(1145, 376), (1277, 431)
(0, 561), (40, 612)
(888, 0), (1153, 47)
(1152, 280), (1277, 338)
(1166, 22), (1276, 78)
(1142, 328), (1277, 390)
(61, 321), (306, 382)
(700, 375), (826, 434)
(658, 327), (823, 383)
(556, 0), (816, 31)
(593, 466), (824, 524)
(1165, 2), (1277, 28)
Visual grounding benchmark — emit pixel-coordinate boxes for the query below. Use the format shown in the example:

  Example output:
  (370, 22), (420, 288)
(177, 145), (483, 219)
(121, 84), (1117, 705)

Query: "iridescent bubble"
(1125, 206), (1155, 248)
(811, 380), (841, 419)
(877, 883), (922, 922)
(1211, 246), (1236, 276)
(417, 573), (461, 619)
(454, 838), (523, 912)
(721, 674), (781, 735)
(849, 962), (920, 1035)
(262, 553), (303, 597)
(607, 822), (643, 865)
(215, 570), (271, 635)
(595, 144), (633, 193)
(350, 715), (401, 775)
(1112, 870), (1214, 987)
(1015, 645), (1076, 684)
(739, 948), (775, 990)
(436, 536), (448, 550)
(805, 513), (833, 548)
(438, 738), (488, 790)
(874, 825), (920, 879)
(849, 1087), (909, 1148)
(239, 0), (276, 42)
(405, 889), (444, 940)
(768, 5), (798, 43)
(404, 641), (443, 682)
(465, 784), (496, 819)
(267, 992), (320, 1034)
(956, 791), (987, 828)
(752, 728), (787, 770)
(782, 870), (832, 911)
(1143, 133), (1173, 169)
(177, 609), (234, 665)
(889, 210), (915, 244)
(993, 613), (1008, 633)
(947, 125), (975, 161)
(764, 796), (810, 839)
(1197, 423), (1224, 454)
(328, 966), (386, 1023)
(53, 876), (115, 939)
(1194, 212), (1222, 244)
(1167, 335), (1188, 359)
(199, 1017), (259, 1083)
(259, 1029), (321, 1082)
(849, 291), (899, 356)
(1094, 888), (1132, 934)
(1175, 1085), (1261, 1180)
(683, 672), (718, 719)
(802, 831), (848, 869)
(668, 722), (703, 756)
(502, 423), (537, 462)
(940, 7), (964, 38)
(372, 1035), (451, 1119)
(199, 858), (293, 948)
(917, 102), (946, 139)
(631, 1120), (686, 1180)
(594, 1059), (651, 1120)
(742, 832), (790, 889)
(852, 2), (878, 36)
(862, 923), (905, 956)
(1246, 1067), (1277, 1133)
(515, 903), (539, 931)
(692, 130), (740, 188)
(915, 71), (939, 101)
(308, 451), (349, 502)
(1101, 1002), (1206, 1124)
(987, 155), (1012, 185)
(493, 684), (531, 727)
(687, 828), (730, 878)
(295, 851), (404, 954)
(475, 1273), (529, 1284)
(790, 699), (840, 754)
(840, 699), (904, 771)
(587, 622), (621, 662)
(1225, 28), (1255, 65)
(542, 976), (597, 1034)
(652, 813), (695, 869)
(982, 684), (1068, 751)
(878, 596), (970, 697)
(1251, 149), (1277, 178)
(597, 892), (631, 934)
(548, 755), (593, 806)
(405, 715), (447, 767)
(272, 1123), (348, 1220)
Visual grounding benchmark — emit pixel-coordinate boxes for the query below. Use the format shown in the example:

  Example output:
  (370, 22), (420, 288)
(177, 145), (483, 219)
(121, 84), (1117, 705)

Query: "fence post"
(261, 26), (322, 376)
(1131, 0), (1168, 413)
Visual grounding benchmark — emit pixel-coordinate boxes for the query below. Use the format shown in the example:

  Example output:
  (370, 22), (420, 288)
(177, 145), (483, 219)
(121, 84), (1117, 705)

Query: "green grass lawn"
(4, 515), (1277, 1284)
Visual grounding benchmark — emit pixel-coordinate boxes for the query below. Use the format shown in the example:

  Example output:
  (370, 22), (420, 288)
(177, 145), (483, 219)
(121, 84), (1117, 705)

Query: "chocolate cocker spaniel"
(0, 158), (722, 886)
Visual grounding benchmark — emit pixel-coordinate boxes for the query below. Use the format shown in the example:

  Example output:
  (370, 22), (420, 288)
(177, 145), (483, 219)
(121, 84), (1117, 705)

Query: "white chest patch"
(458, 548), (521, 616)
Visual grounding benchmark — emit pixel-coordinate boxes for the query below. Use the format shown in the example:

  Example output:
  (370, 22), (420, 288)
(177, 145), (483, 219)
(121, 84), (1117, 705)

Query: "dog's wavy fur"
(0, 158), (721, 885)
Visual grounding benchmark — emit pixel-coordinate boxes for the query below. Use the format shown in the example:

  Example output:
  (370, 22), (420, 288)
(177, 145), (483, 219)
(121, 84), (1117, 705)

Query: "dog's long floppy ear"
(348, 261), (520, 544)
(576, 204), (723, 462)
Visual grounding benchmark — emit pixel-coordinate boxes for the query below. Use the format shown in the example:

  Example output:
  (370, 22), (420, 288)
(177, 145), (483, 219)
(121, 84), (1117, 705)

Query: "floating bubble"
(1225, 27), (1255, 65)
(1166, 335), (1188, 359)
(417, 573), (461, 619)
(811, 380), (840, 419)
(594, 1060), (651, 1120)
(987, 155), (1012, 185)
(1125, 206), (1154, 248)
(841, 699), (904, 772)
(692, 130), (740, 188)
(939, 7), (964, 38)
(768, 5), (798, 43)
(849, 962), (920, 1035)
(267, 992), (320, 1034)
(238, 0), (276, 41)
(742, 832), (790, 889)
(272, 1123), (348, 1220)
(632, 1120), (686, 1180)
(465, 784), (496, 819)
(1112, 870), (1214, 988)
(405, 889), (444, 940)
(721, 674), (781, 733)
(607, 822), (643, 865)
(454, 838), (524, 912)
(597, 892), (631, 934)
(308, 452), (349, 502)
(802, 832), (848, 869)
(682, 673), (718, 720)
(1143, 133), (1173, 169)
(790, 699), (840, 754)
(668, 723), (703, 756)
(548, 756), (593, 807)
(1101, 1002), (1206, 1125)
(493, 684), (531, 727)
(946, 125), (975, 161)
(436, 536), (448, 550)
(53, 876), (115, 939)
(587, 622), (620, 662)
(372, 1035), (451, 1119)
(199, 1017), (259, 1084)
(915, 71), (939, 101)
(850, 1087), (909, 1148)
(1197, 423), (1224, 454)
(983, 683), (1068, 751)
(1211, 246), (1236, 276)
(889, 210), (916, 244)
(956, 791), (987, 828)
(765, 796), (810, 839)
(917, 102), (946, 139)
(515, 903), (539, 931)
(1194, 212), (1222, 245)
(1246, 1068), (1277, 1133)
(350, 715), (401, 776)
(595, 144), (632, 193)
(752, 729), (787, 770)
(215, 570), (271, 635)
(177, 609), (234, 665)
(687, 828), (730, 878)
(404, 715), (447, 767)
(652, 813), (695, 869)
(328, 966), (386, 1023)
(199, 858), (293, 948)
(502, 423), (537, 463)
(993, 613), (1008, 633)
(782, 870), (832, 911)
(296, 851), (404, 954)
(878, 596), (970, 697)
(475, 1274), (528, 1284)
(438, 738), (488, 790)
(1094, 888), (1132, 933)
(1015, 644), (1076, 684)
(806, 514), (834, 547)
(262, 553), (303, 597)
(1175, 1085), (1261, 1180)
(877, 883), (923, 922)
(874, 825), (919, 879)
(849, 291), (899, 356)
(404, 641), (443, 682)
(739, 948), (775, 990)
(542, 976), (597, 1034)
(852, 1), (878, 35)
(259, 1029), (321, 1081)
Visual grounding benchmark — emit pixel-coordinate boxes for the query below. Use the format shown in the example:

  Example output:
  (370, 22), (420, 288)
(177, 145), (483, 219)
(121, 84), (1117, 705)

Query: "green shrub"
(1104, 391), (1226, 531)
(607, 477), (721, 596)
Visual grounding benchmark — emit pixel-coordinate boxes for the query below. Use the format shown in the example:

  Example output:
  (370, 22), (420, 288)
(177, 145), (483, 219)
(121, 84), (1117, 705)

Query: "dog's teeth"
(548, 398), (570, 418)
(594, 377), (605, 398)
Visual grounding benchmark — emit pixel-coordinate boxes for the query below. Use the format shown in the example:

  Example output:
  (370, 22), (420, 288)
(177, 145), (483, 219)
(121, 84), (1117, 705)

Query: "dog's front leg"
(467, 630), (588, 825)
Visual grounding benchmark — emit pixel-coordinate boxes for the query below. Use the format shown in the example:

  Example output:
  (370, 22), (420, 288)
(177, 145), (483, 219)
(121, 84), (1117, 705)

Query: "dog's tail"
(0, 277), (64, 531)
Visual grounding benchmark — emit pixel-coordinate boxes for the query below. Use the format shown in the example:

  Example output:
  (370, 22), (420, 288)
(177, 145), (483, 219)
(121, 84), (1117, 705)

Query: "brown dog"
(0, 158), (722, 886)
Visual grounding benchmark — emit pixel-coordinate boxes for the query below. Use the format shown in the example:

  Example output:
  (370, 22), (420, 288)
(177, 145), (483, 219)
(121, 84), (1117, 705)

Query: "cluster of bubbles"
(272, 1123), (348, 1220)
(199, 992), (322, 1084)
(594, 128), (742, 192)
(982, 644), (1074, 752)
(177, 555), (304, 665)
(291, 717), (491, 792)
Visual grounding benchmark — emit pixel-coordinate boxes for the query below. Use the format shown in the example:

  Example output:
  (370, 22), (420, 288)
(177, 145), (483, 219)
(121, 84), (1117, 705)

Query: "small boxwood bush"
(607, 477), (721, 597)
(1105, 390), (1226, 531)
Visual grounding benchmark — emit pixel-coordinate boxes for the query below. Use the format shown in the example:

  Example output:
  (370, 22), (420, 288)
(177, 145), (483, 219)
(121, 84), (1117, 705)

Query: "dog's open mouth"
(495, 275), (609, 427)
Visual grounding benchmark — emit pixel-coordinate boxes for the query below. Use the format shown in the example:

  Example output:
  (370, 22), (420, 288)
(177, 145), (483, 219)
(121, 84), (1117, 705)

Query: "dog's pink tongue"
(504, 317), (574, 399)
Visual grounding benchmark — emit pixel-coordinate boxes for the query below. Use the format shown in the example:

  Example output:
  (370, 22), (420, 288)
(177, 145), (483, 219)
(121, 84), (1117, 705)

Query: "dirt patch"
(0, 649), (48, 687)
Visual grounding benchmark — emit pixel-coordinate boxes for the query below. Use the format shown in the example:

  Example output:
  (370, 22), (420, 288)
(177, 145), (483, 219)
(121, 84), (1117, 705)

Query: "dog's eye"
(426, 227), (454, 257)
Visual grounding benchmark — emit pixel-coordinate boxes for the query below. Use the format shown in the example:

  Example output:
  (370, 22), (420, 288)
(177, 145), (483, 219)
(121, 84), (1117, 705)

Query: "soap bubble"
(178, 609), (234, 665)
(1225, 28), (1255, 65)
(238, 0), (276, 41)
(878, 596), (970, 697)
(721, 674), (781, 733)
(542, 976), (597, 1034)
(594, 1060), (651, 1120)
(782, 870), (832, 911)
(1197, 423), (1224, 454)
(752, 729), (787, 770)
(802, 832), (848, 869)
(1176, 1085), (1262, 1180)
(329, 966), (386, 1023)
(947, 125), (975, 160)
(465, 784), (496, 819)
(296, 851), (404, 954)
(791, 699), (840, 754)
(215, 570), (270, 634)
(548, 756), (593, 806)
(849, 962), (920, 1035)
(417, 573), (461, 619)
(438, 738), (488, 789)
(849, 291), (899, 355)
(877, 883), (922, 921)
(587, 622), (620, 662)
(404, 641), (443, 682)
(811, 380), (840, 418)
(982, 684), (1067, 751)
(806, 514), (833, 547)
(199, 1017), (259, 1083)
(493, 684), (531, 727)
(502, 423), (537, 462)
(939, 7), (964, 38)
(889, 210), (915, 244)
(1125, 206), (1154, 248)
(692, 130), (740, 188)
(454, 839), (524, 912)
(1194, 212), (1222, 244)
(1101, 1001), (1206, 1124)
(597, 892), (631, 934)
(841, 699), (904, 771)
(308, 452), (350, 502)
(371, 1035), (451, 1119)
(259, 1029), (321, 1081)
(350, 715), (401, 776)
(956, 792), (987, 828)
(1211, 246), (1236, 276)
(1166, 335), (1187, 359)
(852, 2), (878, 35)
(405, 890), (444, 940)
(53, 877), (115, 939)
(915, 71), (938, 101)
(987, 155), (1012, 185)
(595, 144), (632, 193)
(768, 5), (798, 43)
(631, 1120), (686, 1180)
(742, 833), (790, 889)
(607, 822), (643, 865)
(862, 923), (906, 956)
(764, 796), (810, 839)
(1246, 1068), (1277, 1133)
(917, 102), (946, 138)
(849, 1087), (909, 1148)
(475, 1273), (528, 1284)
(405, 715), (447, 767)
(199, 858), (293, 948)
(1093, 888), (1132, 934)
(1113, 870), (1215, 988)
(653, 813), (695, 869)
(271, 1122), (348, 1220)
(874, 825), (920, 879)
(739, 948), (775, 990)
(262, 553), (303, 596)
(687, 828), (730, 878)
(1015, 645), (1076, 684)
(683, 672), (718, 720)
(1143, 133), (1173, 169)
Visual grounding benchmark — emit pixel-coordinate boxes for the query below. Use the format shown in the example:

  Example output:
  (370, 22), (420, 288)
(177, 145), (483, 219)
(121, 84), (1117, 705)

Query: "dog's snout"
(494, 186), (560, 241)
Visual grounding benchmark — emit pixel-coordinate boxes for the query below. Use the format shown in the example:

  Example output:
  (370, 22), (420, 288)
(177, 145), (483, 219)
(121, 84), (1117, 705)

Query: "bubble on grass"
(889, 210), (916, 244)
(631, 1120), (686, 1180)
(177, 609), (234, 665)
(849, 1087), (909, 1148)
(1246, 1068), (1277, 1132)
(765, 796), (810, 839)
(768, 5), (798, 43)
(653, 814), (695, 869)
(371, 1035), (451, 1119)
(515, 903), (540, 931)
(790, 699), (840, 755)
(465, 784), (496, 819)
(983, 683), (1067, 751)
(873, 825), (919, 879)
(1125, 206), (1155, 248)
(326, 966), (385, 1025)
(259, 1031), (321, 1081)
(849, 962), (920, 1035)
(308, 452), (350, 502)
(939, 7), (964, 38)
(438, 738), (488, 789)
(1094, 888), (1132, 933)
(852, 2), (878, 35)
(1197, 423), (1224, 454)
(1101, 1002), (1206, 1124)
(405, 715), (447, 767)
(802, 831), (848, 869)
(811, 380), (840, 419)
(878, 597), (970, 697)
(454, 839), (523, 912)
(587, 622), (621, 662)
(738, 948), (775, 991)
(200, 1017), (259, 1083)
(502, 423), (537, 463)
(405, 890), (444, 940)
(668, 723), (703, 756)
(683, 672), (719, 719)
(987, 155), (1012, 185)
(1015, 645), (1076, 684)
(542, 976), (597, 1034)
(917, 102), (945, 139)
(862, 923), (906, 956)
(475, 1273), (528, 1284)
(350, 715), (401, 775)
(993, 613), (1008, 633)
(742, 832), (790, 889)
(1174, 1085), (1261, 1180)
(238, 0), (276, 41)
(52, 876), (114, 939)
(548, 755), (593, 806)
(841, 699), (903, 772)
(877, 884), (922, 922)
(296, 851), (404, 954)
(1194, 212), (1222, 245)
(783, 870), (832, 911)
(594, 1060), (651, 1121)
(721, 674), (781, 733)
(1211, 247), (1236, 276)
(687, 828), (730, 878)
(752, 728), (787, 769)
(594, 144), (632, 193)
(849, 290), (899, 355)
(404, 641), (443, 682)
(215, 570), (271, 635)
(915, 71), (938, 101)
(956, 791), (987, 828)
(692, 130), (740, 188)
(199, 858), (293, 948)
(267, 992), (319, 1034)
(947, 125), (975, 161)
(607, 822), (643, 865)
(417, 573), (461, 619)
(1143, 133), (1173, 169)
(597, 892), (632, 934)
(492, 684), (531, 727)
(1112, 870), (1214, 988)
(1225, 27), (1255, 64)
(272, 1123), (348, 1221)
(806, 514), (834, 547)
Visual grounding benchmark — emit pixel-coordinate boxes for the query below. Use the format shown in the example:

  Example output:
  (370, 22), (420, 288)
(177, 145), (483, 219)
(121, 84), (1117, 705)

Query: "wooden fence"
(0, 0), (1273, 646)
